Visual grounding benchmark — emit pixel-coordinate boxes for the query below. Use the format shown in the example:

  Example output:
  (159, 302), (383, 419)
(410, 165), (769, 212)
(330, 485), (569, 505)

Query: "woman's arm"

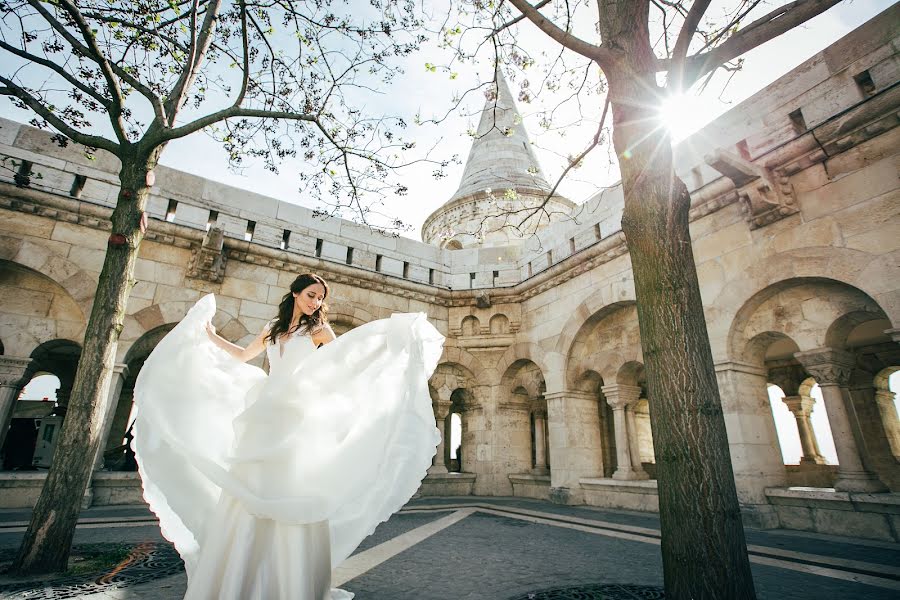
(205, 322), (267, 362)
(312, 323), (337, 348)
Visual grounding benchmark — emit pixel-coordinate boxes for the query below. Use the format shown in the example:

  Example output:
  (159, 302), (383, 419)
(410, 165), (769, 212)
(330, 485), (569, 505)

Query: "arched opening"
(0, 340), (81, 471)
(449, 412), (463, 472)
(502, 358), (549, 493)
(461, 315), (480, 336)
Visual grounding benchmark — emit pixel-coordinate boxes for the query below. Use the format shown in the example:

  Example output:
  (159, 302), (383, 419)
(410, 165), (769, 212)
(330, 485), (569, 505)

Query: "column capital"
(767, 364), (807, 396)
(433, 400), (452, 420)
(112, 363), (130, 377)
(793, 348), (855, 386)
(543, 390), (597, 402)
(601, 384), (642, 409)
(781, 395), (816, 416)
(0, 356), (35, 388)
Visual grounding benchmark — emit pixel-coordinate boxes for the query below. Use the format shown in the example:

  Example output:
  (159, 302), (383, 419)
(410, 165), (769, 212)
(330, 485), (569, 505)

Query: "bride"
(132, 273), (444, 599)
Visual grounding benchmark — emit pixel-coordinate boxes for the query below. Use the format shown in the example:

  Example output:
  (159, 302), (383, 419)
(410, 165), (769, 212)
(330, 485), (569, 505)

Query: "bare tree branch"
(671, 0), (842, 86)
(0, 77), (119, 154)
(506, 0), (609, 64)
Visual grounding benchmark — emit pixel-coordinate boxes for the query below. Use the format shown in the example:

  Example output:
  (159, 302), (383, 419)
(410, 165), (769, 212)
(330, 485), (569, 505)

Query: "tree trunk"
(608, 65), (757, 598)
(13, 149), (160, 574)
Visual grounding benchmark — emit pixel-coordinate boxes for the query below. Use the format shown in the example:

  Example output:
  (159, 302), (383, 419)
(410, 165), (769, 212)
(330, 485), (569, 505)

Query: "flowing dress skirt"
(132, 294), (443, 599)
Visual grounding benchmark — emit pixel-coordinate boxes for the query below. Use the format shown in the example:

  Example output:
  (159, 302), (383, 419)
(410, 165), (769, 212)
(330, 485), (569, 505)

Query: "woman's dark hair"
(265, 273), (329, 345)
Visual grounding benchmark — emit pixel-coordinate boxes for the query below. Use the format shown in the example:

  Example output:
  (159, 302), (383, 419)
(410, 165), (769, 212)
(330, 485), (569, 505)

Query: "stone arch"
(500, 357), (549, 480)
(564, 302), (641, 390)
(326, 302), (373, 335)
(489, 313), (510, 334)
(461, 315), (480, 336)
(826, 312), (892, 350)
(713, 246), (898, 360)
(0, 236), (98, 319)
(554, 288), (637, 357)
(118, 301), (245, 362)
(616, 360), (646, 387)
(442, 239), (463, 251)
(0, 260), (87, 356)
(727, 277), (889, 362)
(438, 346), (487, 384)
(496, 343), (552, 389)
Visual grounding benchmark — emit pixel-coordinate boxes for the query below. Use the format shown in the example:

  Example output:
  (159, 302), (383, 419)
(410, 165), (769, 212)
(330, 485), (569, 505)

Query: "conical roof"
(448, 70), (552, 203)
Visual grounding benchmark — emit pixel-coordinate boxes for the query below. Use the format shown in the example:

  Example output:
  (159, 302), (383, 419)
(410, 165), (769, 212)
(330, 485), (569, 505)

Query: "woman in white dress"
(132, 273), (443, 599)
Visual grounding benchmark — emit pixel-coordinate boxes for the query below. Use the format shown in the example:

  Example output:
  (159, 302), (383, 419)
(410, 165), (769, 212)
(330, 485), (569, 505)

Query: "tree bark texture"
(610, 72), (757, 600)
(13, 149), (160, 574)
(598, 2), (756, 598)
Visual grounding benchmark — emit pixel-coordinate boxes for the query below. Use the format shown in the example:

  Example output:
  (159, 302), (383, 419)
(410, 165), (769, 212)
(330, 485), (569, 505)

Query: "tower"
(422, 70), (575, 249)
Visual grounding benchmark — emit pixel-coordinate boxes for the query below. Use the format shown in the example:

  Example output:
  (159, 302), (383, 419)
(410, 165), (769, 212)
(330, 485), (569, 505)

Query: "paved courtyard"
(0, 497), (898, 599)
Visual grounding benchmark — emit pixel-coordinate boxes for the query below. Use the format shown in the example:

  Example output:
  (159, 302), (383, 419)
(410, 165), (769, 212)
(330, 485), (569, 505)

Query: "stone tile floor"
(0, 497), (897, 599)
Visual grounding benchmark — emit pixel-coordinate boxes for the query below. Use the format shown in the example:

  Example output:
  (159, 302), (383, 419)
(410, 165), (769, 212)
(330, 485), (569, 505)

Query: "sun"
(658, 92), (708, 143)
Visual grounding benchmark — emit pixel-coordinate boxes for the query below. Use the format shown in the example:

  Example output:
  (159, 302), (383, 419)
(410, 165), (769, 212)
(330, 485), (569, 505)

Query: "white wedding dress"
(132, 294), (443, 599)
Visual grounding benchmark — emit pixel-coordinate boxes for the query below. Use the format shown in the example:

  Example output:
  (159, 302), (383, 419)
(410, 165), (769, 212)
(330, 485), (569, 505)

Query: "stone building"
(0, 8), (898, 541)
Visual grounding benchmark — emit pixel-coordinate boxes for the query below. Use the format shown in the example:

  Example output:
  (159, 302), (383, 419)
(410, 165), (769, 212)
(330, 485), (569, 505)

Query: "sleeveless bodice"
(266, 331), (316, 375)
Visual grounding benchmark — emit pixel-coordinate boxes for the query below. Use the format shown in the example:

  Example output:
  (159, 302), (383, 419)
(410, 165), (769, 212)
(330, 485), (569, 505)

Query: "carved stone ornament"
(793, 348), (855, 387)
(705, 149), (799, 230)
(187, 226), (227, 283)
(0, 357), (34, 388)
(601, 384), (642, 409)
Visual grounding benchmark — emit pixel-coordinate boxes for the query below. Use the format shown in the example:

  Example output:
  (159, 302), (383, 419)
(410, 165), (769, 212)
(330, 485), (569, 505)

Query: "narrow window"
(788, 109), (807, 134)
(403, 261), (409, 278)
(469, 272), (476, 288)
(527, 262), (533, 277)
(493, 270), (499, 286)
(70, 174), (87, 198)
(165, 199), (177, 223)
(547, 250), (553, 265)
(244, 220), (256, 242)
(594, 223), (602, 240)
(206, 210), (218, 232)
(428, 268), (435, 285)
(569, 237), (576, 254)
(346, 247), (354, 265)
(281, 230), (291, 250)
(315, 239), (323, 257)
(853, 69), (876, 97)
(375, 255), (383, 272)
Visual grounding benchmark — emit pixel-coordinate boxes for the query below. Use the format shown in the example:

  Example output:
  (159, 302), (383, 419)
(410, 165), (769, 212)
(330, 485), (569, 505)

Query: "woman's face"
(293, 283), (326, 316)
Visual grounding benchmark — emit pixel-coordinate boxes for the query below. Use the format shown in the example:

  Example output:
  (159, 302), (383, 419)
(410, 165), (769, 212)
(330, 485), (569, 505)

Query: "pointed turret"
(422, 70), (575, 249)
(449, 71), (552, 203)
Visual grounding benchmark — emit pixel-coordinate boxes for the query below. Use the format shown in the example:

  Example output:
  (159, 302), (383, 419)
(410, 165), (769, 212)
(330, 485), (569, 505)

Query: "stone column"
(715, 361), (786, 529)
(104, 388), (135, 453)
(0, 357), (34, 453)
(794, 348), (887, 492)
(601, 384), (646, 481)
(545, 390), (605, 503)
(93, 364), (129, 470)
(624, 400), (648, 479)
(781, 395), (826, 464)
(874, 389), (900, 459)
(532, 409), (549, 475)
(428, 400), (451, 475)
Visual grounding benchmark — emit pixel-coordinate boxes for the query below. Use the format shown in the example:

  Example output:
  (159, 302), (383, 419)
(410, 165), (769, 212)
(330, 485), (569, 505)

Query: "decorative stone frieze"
(187, 227), (227, 283)
(793, 348), (855, 387)
(705, 149), (798, 229)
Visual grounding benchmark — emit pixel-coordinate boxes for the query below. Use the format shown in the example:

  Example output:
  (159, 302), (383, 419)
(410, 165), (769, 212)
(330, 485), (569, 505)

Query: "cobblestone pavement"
(0, 497), (897, 599)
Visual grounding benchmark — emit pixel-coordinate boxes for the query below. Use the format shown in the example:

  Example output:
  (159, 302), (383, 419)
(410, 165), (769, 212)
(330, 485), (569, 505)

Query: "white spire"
(448, 69), (552, 203)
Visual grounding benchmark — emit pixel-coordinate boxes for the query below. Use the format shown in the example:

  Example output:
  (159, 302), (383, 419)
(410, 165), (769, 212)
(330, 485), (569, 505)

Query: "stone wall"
(0, 6), (898, 542)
